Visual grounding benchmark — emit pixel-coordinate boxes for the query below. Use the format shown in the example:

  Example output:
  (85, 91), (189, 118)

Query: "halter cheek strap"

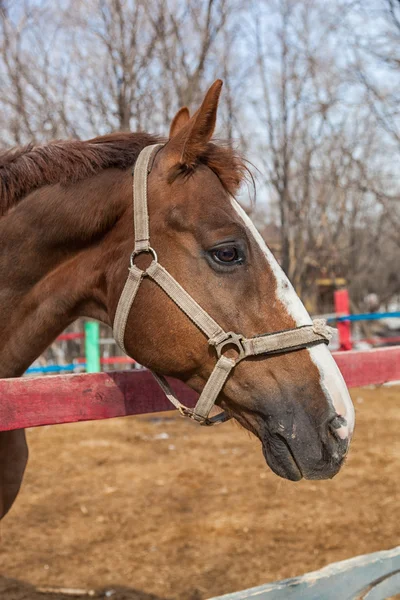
(113, 144), (333, 426)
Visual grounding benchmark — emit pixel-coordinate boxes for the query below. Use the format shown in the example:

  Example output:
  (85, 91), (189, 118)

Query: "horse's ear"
(167, 80), (223, 165)
(169, 107), (190, 138)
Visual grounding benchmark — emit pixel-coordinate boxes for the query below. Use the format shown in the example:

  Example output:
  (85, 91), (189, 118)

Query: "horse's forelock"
(167, 142), (249, 197)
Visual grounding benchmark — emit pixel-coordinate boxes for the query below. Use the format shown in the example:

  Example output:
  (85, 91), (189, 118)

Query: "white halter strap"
(113, 144), (333, 425)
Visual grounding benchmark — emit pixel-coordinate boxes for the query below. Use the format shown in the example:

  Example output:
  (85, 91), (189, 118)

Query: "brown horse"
(0, 81), (354, 519)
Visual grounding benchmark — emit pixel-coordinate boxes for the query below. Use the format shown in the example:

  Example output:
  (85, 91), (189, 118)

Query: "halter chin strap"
(113, 144), (333, 426)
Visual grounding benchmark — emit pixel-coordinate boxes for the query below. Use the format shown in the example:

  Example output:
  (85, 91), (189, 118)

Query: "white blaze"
(231, 199), (355, 438)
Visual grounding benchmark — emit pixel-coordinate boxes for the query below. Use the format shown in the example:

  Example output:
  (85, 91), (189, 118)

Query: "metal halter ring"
(130, 246), (158, 268)
(214, 332), (246, 361)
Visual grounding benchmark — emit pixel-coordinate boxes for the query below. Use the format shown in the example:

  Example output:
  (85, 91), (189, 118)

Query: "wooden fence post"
(84, 321), (100, 373)
(334, 289), (352, 351)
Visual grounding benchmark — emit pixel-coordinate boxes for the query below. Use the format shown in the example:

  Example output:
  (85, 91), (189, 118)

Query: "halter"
(113, 144), (332, 425)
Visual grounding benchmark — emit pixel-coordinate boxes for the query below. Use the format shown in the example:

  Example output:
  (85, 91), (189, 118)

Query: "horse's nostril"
(328, 415), (349, 442)
(330, 415), (346, 429)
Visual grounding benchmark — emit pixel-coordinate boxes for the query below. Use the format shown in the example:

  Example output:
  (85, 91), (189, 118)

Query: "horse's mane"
(0, 132), (247, 216)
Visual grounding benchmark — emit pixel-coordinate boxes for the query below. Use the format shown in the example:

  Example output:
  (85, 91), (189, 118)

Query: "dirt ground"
(0, 386), (399, 600)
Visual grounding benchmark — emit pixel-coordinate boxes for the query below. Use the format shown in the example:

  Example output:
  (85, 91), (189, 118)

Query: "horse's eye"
(211, 246), (241, 264)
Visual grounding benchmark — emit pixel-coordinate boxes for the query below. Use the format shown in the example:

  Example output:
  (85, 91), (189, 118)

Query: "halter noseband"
(113, 144), (332, 426)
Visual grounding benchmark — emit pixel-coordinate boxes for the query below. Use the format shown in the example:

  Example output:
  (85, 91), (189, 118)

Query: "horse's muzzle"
(261, 413), (350, 481)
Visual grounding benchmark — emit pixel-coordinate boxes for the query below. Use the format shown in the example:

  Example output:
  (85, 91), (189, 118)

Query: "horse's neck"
(0, 172), (129, 378)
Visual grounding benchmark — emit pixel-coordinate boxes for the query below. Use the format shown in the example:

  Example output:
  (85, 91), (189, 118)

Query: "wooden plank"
(0, 370), (197, 432)
(1, 347), (400, 432)
(333, 347), (400, 388)
(206, 546), (400, 600)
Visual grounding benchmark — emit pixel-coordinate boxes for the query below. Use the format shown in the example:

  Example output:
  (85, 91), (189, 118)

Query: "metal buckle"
(129, 246), (158, 268)
(178, 405), (212, 426)
(214, 332), (246, 361)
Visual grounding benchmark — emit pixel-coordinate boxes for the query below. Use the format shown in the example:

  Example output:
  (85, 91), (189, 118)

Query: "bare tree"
(349, 0), (400, 146)
(250, 0), (348, 279)
(0, 2), (68, 143)
(0, 0), (242, 141)
(248, 0), (399, 308)
(0, 0), (398, 315)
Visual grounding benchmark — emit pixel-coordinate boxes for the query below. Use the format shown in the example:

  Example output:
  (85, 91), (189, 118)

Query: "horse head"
(109, 81), (355, 481)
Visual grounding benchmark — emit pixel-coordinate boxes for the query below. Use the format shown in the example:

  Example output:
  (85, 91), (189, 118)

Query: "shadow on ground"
(0, 577), (174, 600)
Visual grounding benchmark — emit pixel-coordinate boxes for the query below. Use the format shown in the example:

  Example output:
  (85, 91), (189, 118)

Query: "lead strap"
(152, 371), (232, 425)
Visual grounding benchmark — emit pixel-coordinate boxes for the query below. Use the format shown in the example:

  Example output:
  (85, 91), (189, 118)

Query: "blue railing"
(328, 312), (400, 323)
(26, 364), (86, 374)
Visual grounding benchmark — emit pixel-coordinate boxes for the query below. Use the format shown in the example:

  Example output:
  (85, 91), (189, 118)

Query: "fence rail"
(2, 343), (400, 598)
(329, 311), (400, 323)
(207, 545), (400, 600)
(1, 347), (399, 432)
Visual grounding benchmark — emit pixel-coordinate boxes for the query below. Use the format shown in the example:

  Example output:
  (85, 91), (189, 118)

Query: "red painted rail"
(359, 336), (400, 346)
(333, 347), (400, 388)
(75, 356), (136, 365)
(0, 348), (399, 432)
(0, 371), (197, 432)
(56, 332), (85, 341)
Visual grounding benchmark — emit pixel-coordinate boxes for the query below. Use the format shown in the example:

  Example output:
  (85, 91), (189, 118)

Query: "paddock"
(0, 378), (399, 599)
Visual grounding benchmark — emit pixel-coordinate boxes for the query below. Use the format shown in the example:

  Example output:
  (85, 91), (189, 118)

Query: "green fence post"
(84, 321), (100, 373)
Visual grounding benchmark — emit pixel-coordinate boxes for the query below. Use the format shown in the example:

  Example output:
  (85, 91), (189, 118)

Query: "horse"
(0, 80), (355, 519)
